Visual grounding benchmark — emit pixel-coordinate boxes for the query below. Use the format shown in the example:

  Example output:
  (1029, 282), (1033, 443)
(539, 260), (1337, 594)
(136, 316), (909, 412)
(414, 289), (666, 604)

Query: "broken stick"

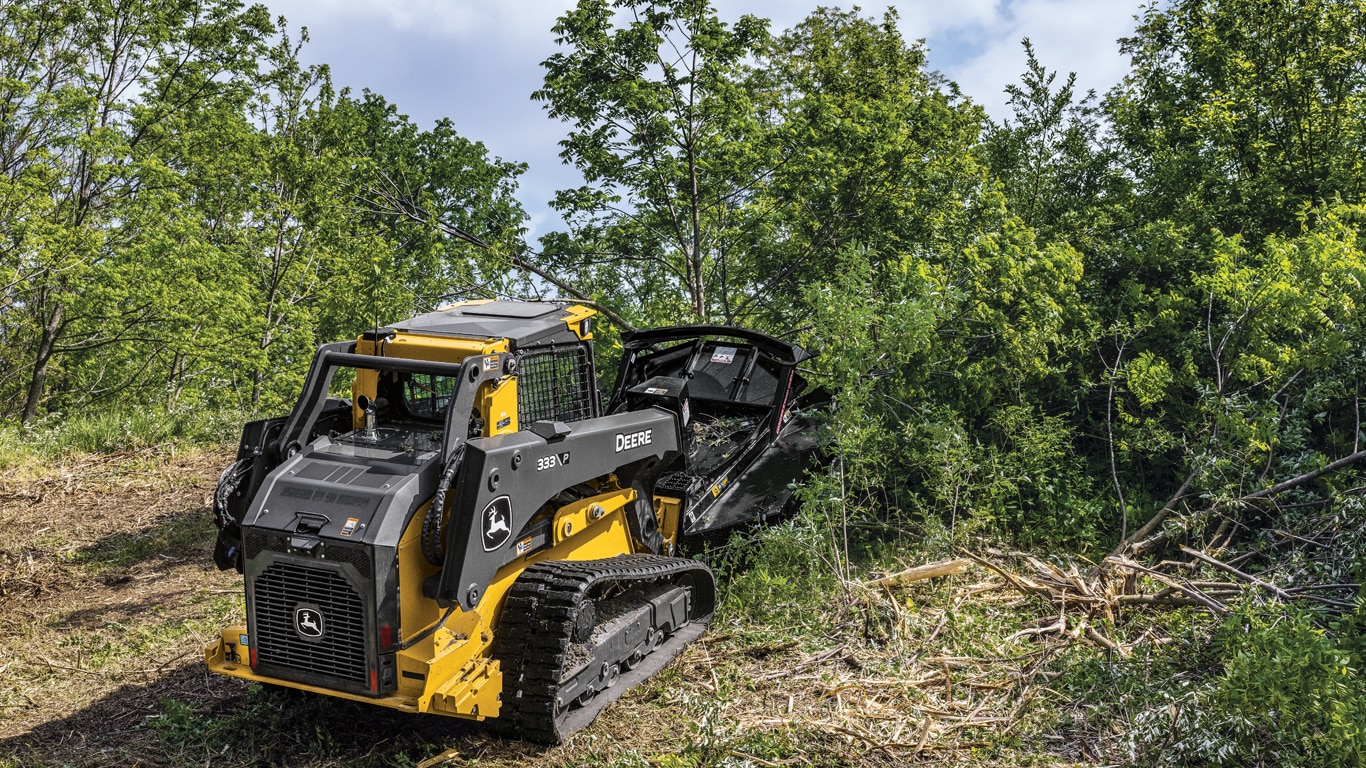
(864, 558), (971, 588)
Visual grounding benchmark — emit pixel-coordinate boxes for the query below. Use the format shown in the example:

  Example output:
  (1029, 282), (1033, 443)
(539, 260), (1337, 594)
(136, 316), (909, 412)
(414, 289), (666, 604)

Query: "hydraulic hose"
(421, 442), (466, 566)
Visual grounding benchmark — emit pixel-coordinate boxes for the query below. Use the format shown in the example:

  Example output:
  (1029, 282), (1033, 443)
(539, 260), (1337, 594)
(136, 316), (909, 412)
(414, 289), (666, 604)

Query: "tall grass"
(0, 408), (248, 467)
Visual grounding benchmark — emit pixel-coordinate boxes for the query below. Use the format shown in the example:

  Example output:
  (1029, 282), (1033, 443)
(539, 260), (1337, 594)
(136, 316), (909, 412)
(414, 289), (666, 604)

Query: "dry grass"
(0, 448), (233, 746)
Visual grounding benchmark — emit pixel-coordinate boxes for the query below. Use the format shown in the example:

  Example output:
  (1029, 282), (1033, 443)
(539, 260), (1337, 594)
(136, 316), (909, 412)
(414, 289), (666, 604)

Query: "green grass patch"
(0, 407), (248, 468)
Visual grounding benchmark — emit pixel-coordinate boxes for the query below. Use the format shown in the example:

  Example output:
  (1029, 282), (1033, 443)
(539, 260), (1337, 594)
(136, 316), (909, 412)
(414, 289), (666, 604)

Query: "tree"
(0, 0), (272, 421)
(535, 0), (771, 325)
(183, 34), (533, 411)
(0, 4), (532, 417)
(336, 89), (531, 324)
(749, 7), (989, 330)
(982, 39), (1121, 250)
(1108, 0), (1366, 242)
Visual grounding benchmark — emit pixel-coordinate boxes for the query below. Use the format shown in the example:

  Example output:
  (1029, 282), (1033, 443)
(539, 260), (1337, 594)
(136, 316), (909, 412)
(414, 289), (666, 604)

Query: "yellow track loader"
(205, 300), (824, 743)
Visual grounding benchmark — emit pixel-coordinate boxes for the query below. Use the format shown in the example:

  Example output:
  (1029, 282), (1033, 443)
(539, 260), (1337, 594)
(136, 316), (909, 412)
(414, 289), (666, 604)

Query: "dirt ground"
(0, 449), (229, 757)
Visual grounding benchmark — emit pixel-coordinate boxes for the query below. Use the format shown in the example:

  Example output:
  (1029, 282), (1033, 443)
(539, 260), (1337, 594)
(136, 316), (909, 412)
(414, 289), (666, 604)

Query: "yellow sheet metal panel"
(560, 304), (596, 341)
(351, 367), (379, 430)
(384, 332), (509, 361)
(654, 495), (683, 556)
(480, 376), (519, 436)
(395, 499), (442, 684)
(551, 488), (635, 546)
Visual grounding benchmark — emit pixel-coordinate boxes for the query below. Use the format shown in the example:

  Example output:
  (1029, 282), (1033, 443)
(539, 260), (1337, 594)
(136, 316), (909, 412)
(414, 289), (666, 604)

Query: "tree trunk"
(167, 351), (185, 410)
(22, 303), (64, 424)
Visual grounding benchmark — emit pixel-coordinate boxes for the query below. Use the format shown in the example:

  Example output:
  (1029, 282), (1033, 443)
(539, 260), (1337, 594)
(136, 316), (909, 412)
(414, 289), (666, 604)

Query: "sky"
(262, 0), (1151, 239)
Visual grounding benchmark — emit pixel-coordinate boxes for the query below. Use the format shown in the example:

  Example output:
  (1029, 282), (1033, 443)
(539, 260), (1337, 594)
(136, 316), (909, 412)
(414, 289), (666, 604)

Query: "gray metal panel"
(384, 302), (584, 348)
(243, 438), (441, 549)
(460, 301), (561, 319)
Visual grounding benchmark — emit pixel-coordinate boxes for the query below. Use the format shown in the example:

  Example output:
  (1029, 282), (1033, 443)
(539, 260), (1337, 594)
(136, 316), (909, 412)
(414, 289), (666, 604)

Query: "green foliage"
(714, 511), (842, 637)
(1210, 606), (1365, 763)
(0, 0), (275, 423)
(797, 216), (1097, 547)
(0, 1), (528, 421)
(535, 4), (988, 331)
(1109, 0), (1366, 242)
(983, 39), (1123, 251)
(1104, 602), (1366, 766)
(753, 7), (987, 330)
(535, 0), (772, 325)
(0, 408), (244, 467)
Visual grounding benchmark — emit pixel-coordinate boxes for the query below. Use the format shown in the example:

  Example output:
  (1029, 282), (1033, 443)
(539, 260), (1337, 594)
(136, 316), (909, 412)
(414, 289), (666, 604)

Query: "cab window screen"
(402, 373), (456, 420)
(518, 345), (596, 424)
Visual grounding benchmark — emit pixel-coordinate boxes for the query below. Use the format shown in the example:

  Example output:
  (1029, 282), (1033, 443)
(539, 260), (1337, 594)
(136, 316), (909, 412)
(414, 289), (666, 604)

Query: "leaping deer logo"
(481, 497), (514, 552)
(295, 607), (324, 638)
(487, 510), (509, 536)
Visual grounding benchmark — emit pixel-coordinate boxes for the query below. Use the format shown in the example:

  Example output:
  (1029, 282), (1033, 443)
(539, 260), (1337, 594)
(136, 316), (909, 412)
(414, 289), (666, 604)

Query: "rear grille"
(518, 345), (596, 424)
(246, 530), (287, 557)
(253, 561), (368, 685)
(322, 544), (372, 578)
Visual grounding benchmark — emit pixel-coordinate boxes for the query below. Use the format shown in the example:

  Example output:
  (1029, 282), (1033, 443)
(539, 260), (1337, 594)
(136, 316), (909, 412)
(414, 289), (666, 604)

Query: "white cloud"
(706, 0), (1136, 122)
(523, 209), (551, 241)
(890, 0), (1005, 36)
(710, 0), (1003, 39)
(267, 0), (578, 41)
(942, 0), (1141, 120)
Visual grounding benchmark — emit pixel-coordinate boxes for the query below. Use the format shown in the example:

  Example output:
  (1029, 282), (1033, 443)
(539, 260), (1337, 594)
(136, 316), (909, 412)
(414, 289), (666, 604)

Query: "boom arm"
(436, 408), (682, 611)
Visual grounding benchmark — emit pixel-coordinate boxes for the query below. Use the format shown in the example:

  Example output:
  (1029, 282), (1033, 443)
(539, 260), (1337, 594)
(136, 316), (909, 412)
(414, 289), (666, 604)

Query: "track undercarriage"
(491, 555), (715, 743)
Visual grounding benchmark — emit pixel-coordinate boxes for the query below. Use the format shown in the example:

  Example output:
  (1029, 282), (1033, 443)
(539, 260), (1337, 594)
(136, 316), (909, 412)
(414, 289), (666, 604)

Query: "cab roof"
(369, 301), (587, 348)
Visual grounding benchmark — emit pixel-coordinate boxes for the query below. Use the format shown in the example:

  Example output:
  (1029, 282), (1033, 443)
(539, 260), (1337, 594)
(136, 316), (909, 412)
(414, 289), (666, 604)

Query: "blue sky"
(263, 0), (1148, 239)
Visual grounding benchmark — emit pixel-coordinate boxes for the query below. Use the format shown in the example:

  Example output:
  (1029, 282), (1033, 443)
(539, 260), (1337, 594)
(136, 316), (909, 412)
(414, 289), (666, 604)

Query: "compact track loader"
(205, 300), (824, 743)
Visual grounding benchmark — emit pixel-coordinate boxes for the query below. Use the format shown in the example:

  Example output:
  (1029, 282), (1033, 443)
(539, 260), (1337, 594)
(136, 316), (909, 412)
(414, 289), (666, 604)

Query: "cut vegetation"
(3, 440), (1363, 766)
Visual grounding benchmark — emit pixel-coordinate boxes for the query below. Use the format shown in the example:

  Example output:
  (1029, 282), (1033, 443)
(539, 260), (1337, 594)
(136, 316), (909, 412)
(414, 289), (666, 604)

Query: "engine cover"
(241, 433), (441, 696)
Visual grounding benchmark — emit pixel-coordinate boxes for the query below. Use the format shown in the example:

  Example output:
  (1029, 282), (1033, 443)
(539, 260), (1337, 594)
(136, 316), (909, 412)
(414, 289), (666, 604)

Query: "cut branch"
(1123, 447), (1366, 557)
(864, 559), (971, 589)
(1113, 466), (1199, 557)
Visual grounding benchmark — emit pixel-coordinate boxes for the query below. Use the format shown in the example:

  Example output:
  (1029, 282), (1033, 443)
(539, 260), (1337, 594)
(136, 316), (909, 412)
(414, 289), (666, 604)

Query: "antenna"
(371, 257), (381, 355)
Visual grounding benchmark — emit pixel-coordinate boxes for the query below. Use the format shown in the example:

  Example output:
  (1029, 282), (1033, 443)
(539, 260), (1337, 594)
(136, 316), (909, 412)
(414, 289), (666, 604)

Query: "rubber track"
(489, 554), (715, 744)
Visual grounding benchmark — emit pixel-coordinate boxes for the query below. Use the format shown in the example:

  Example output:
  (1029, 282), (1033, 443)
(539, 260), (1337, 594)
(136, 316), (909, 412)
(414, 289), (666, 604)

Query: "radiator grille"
(253, 561), (368, 684)
(517, 345), (596, 424)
